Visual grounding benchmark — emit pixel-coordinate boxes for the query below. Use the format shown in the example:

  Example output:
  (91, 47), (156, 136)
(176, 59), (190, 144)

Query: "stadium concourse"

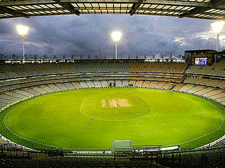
(0, 58), (225, 167)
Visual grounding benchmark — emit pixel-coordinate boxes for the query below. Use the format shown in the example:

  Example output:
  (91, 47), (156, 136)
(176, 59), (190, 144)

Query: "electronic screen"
(195, 58), (207, 65)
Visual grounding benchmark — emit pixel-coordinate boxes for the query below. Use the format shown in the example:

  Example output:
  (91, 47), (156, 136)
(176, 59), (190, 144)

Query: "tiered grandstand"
(186, 58), (225, 77)
(0, 58), (225, 167)
(0, 59), (224, 111)
(0, 58), (224, 111)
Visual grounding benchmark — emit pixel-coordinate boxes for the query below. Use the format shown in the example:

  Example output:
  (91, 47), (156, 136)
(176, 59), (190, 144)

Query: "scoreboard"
(185, 50), (215, 66)
(195, 58), (207, 65)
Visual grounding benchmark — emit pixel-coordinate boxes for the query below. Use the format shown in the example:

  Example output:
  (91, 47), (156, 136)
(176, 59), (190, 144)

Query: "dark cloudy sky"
(0, 14), (224, 59)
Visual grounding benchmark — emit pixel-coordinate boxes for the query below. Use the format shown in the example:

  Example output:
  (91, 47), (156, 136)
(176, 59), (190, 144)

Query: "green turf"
(1, 88), (225, 151)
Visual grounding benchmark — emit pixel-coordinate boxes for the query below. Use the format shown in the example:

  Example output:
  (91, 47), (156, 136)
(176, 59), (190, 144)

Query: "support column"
(22, 37), (25, 61)
(115, 42), (117, 59)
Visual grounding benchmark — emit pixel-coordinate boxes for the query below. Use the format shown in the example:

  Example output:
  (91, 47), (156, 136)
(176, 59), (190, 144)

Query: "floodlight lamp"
(16, 25), (29, 37)
(211, 21), (225, 34)
(111, 31), (122, 42)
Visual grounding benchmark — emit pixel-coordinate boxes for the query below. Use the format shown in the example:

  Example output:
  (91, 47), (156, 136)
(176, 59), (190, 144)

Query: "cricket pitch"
(102, 99), (131, 108)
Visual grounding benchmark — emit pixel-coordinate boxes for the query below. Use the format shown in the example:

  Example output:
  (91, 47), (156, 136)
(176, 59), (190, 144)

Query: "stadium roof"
(185, 49), (217, 53)
(0, 0), (225, 20)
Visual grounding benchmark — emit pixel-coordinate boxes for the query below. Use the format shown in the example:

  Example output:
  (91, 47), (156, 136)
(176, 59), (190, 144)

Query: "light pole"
(111, 31), (122, 59)
(16, 25), (29, 61)
(211, 21), (224, 52)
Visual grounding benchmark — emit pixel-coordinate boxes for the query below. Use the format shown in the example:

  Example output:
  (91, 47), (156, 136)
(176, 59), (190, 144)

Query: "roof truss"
(129, 0), (144, 16)
(0, 0), (224, 20)
(54, 0), (80, 15)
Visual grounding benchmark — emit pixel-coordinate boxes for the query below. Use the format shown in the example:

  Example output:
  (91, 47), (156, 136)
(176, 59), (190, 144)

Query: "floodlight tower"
(211, 21), (225, 52)
(16, 25), (29, 61)
(111, 31), (122, 59)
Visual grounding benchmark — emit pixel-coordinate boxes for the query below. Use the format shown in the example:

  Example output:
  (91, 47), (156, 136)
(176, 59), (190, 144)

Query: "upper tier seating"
(0, 60), (224, 110)
(0, 62), (186, 80)
(129, 62), (187, 73)
(185, 58), (225, 77)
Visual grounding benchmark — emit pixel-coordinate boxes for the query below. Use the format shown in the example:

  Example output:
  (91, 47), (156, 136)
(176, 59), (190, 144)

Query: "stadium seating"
(185, 58), (225, 77)
(0, 63), (225, 168)
(71, 82), (82, 89)
(93, 81), (102, 87)
(129, 62), (187, 73)
(0, 59), (225, 166)
(79, 81), (88, 88)
(99, 80), (107, 87)
(184, 77), (225, 89)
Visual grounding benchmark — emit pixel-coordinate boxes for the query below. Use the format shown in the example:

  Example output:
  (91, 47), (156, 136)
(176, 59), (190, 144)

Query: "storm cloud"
(0, 14), (223, 59)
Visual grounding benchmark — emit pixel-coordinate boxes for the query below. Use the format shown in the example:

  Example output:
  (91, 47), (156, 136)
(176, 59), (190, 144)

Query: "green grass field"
(1, 88), (225, 151)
